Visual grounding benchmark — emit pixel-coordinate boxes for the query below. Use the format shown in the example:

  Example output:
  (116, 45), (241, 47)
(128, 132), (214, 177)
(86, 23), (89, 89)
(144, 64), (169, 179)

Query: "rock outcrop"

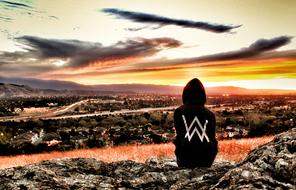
(0, 128), (295, 190)
(188, 128), (296, 190)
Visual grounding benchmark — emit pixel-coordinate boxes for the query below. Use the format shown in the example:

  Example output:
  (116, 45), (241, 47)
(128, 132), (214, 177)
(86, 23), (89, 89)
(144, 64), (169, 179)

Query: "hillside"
(0, 83), (41, 98)
(0, 83), (122, 98)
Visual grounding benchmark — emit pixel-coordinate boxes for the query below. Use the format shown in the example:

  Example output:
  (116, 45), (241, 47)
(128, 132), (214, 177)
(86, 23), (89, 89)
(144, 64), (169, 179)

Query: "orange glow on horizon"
(37, 56), (296, 90)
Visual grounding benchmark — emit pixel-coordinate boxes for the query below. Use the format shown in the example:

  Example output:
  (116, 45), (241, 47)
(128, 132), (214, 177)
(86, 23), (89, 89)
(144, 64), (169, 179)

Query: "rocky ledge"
(0, 128), (295, 190)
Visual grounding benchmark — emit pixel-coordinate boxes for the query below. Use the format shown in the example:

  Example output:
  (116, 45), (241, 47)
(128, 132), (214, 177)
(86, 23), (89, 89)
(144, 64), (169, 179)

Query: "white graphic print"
(182, 115), (210, 142)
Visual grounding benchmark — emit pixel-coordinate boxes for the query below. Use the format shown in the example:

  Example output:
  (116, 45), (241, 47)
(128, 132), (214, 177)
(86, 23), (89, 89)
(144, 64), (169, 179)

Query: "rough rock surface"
(0, 128), (295, 190)
(212, 128), (296, 190)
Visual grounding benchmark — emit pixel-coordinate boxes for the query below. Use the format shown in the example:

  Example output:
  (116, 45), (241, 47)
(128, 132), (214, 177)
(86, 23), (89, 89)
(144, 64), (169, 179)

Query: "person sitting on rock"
(174, 78), (218, 168)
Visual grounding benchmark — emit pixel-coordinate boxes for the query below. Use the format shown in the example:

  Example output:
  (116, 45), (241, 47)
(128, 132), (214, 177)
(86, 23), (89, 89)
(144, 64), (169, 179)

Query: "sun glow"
(205, 78), (296, 90)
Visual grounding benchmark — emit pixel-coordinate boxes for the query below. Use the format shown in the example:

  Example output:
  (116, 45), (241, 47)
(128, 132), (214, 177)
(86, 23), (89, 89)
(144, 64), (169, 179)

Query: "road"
(0, 97), (254, 122)
(0, 99), (177, 121)
(51, 106), (177, 120)
(0, 99), (89, 121)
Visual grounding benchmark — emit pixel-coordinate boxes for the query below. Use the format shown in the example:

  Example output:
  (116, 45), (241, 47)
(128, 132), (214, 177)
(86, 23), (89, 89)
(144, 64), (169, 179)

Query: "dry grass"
(0, 136), (273, 169)
(217, 136), (273, 162)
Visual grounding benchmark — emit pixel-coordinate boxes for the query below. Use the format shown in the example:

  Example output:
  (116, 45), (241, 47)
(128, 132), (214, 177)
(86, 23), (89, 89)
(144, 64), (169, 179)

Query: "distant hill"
(0, 83), (60, 98)
(0, 83), (39, 98)
(0, 77), (295, 97)
(0, 83), (126, 98)
(0, 76), (181, 94)
(0, 76), (90, 91)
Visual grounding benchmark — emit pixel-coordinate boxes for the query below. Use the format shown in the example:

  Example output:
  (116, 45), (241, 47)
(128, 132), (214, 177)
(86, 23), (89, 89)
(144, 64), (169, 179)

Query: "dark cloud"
(130, 36), (294, 70)
(1, 35), (294, 79)
(0, 0), (32, 9)
(253, 49), (296, 60)
(114, 36), (296, 72)
(249, 36), (293, 51)
(0, 0), (34, 24)
(19, 35), (290, 70)
(102, 8), (241, 33)
(0, 0), (59, 23)
(16, 36), (100, 59)
(0, 51), (27, 64)
(49, 15), (59, 20)
(188, 36), (293, 62)
(1, 36), (182, 69)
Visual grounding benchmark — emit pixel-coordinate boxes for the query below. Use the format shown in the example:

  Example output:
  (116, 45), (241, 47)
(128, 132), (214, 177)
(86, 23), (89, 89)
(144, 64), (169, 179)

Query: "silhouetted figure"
(174, 78), (217, 168)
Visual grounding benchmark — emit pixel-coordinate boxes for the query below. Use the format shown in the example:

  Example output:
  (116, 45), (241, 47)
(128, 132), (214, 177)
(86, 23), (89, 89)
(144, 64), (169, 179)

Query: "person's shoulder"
(176, 104), (186, 110)
(204, 106), (215, 117)
(174, 105), (185, 114)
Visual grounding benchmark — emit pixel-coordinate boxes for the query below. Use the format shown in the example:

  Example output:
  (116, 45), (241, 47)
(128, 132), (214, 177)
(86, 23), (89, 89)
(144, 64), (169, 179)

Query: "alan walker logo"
(182, 115), (210, 142)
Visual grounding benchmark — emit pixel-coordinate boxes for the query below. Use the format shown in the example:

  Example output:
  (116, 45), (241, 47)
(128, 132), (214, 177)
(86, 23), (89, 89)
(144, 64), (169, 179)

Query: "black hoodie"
(174, 78), (217, 168)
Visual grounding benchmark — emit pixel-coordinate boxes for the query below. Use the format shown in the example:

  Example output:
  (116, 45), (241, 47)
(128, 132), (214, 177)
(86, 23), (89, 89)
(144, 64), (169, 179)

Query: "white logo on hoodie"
(182, 115), (210, 142)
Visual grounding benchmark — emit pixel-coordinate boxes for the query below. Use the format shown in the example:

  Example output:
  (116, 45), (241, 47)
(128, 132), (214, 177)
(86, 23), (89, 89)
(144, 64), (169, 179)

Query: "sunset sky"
(0, 0), (295, 89)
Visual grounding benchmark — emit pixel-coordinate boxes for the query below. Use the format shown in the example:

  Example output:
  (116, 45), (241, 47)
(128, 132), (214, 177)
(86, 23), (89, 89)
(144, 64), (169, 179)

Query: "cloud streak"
(1, 35), (295, 82)
(46, 36), (296, 80)
(0, 0), (59, 24)
(186, 36), (293, 62)
(129, 36), (294, 70)
(17, 36), (181, 68)
(0, 15), (12, 22)
(0, 0), (34, 22)
(0, 0), (32, 9)
(0, 36), (182, 71)
(102, 8), (241, 33)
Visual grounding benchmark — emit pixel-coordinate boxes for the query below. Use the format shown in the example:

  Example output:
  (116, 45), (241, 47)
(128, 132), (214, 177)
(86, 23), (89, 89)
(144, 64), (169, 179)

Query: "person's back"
(174, 78), (217, 168)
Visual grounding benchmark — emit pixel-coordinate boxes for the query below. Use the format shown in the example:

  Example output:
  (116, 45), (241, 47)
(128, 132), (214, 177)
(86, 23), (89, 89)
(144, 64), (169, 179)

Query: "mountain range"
(0, 76), (295, 97)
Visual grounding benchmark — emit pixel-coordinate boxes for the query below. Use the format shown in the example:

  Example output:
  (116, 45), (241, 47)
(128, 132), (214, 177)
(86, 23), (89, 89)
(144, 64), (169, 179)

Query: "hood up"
(182, 78), (206, 105)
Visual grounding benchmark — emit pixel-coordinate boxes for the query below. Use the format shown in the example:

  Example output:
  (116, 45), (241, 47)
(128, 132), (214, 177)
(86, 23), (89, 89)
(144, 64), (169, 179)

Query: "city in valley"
(0, 88), (295, 156)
